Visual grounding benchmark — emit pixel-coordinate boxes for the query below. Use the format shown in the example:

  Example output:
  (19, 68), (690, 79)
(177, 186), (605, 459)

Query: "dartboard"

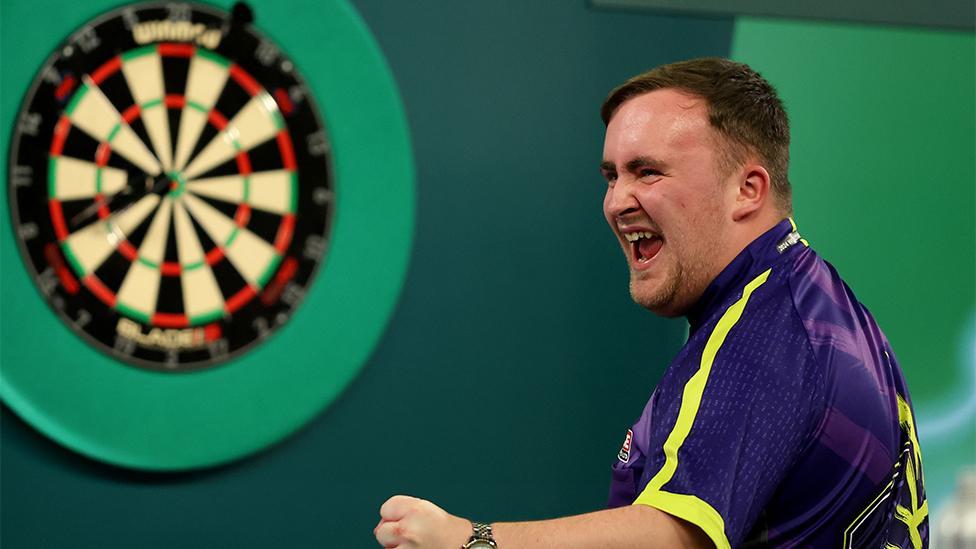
(8, 2), (332, 371)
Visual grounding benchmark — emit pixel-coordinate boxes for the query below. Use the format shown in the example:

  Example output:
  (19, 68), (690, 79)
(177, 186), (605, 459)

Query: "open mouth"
(624, 231), (663, 264)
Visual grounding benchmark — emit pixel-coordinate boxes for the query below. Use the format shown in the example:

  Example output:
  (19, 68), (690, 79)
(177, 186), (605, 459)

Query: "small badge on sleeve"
(617, 429), (633, 463)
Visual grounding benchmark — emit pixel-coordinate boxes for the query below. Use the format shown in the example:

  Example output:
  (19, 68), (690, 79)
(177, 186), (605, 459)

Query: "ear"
(731, 164), (771, 222)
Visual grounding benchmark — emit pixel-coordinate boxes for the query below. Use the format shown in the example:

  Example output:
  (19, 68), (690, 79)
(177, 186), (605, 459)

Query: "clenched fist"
(374, 495), (473, 549)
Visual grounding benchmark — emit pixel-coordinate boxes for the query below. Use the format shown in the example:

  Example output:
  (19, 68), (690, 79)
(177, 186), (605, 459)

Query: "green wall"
(732, 18), (976, 517)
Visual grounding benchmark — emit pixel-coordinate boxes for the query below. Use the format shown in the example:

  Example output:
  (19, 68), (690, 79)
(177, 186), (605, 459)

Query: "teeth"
(624, 231), (657, 242)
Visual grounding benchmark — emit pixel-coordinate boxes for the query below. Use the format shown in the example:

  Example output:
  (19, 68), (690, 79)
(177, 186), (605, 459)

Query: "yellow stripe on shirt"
(788, 217), (809, 246)
(633, 268), (772, 549)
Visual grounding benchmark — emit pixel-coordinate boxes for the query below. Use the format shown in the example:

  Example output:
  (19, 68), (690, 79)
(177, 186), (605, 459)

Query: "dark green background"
(2, 1), (973, 547)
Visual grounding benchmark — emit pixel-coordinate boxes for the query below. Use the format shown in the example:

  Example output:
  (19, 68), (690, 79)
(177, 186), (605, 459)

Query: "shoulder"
(784, 247), (873, 371)
(677, 256), (826, 424)
(693, 253), (829, 438)
(707, 255), (819, 383)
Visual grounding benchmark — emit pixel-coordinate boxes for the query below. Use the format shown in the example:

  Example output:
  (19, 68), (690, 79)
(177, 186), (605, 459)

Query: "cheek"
(632, 188), (662, 220)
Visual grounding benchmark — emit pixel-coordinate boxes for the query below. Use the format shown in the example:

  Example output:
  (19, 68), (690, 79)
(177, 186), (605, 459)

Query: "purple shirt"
(608, 219), (928, 548)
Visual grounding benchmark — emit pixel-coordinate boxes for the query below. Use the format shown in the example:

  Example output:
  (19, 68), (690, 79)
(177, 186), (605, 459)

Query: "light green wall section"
(732, 18), (975, 512)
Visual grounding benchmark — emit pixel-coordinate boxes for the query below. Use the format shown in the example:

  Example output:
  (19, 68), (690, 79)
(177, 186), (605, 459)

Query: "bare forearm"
(491, 505), (711, 549)
(374, 496), (711, 549)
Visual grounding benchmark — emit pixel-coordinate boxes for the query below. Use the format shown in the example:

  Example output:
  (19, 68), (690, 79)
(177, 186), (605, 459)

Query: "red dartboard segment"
(94, 143), (111, 166)
(260, 256), (297, 306)
(164, 94), (186, 109)
(89, 56), (121, 86)
(48, 200), (69, 242)
(234, 204), (251, 228)
(57, 264), (81, 294)
(235, 152), (252, 175)
(205, 247), (225, 266)
(274, 214), (295, 254)
(276, 130), (296, 170)
(50, 116), (71, 156)
(207, 109), (228, 130)
(44, 243), (80, 295)
(157, 42), (194, 58)
(120, 104), (141, 124)
(83, 274), (117, 308)
(96, 197), (110, 220)
(116, 241), (138, 261)
(229, 63), (262, 96)
(224, 285), (257, 315)
(54, 74), (77, 101)
(273, 88), (294, 115)
(203, 323), (222, 343)
(160, 262), (182, 277)
(274, 256), (298, 286)
(152, 313), (189, 329)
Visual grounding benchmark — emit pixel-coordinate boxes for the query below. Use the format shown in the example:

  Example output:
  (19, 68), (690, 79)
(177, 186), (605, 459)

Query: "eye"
(602, 171), (617, 187)
(639, 168), (662, 178)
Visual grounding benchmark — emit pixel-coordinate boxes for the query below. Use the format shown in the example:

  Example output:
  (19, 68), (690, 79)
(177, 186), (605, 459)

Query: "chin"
(638, 300), (686, 318)
(629, 281), (685, 318)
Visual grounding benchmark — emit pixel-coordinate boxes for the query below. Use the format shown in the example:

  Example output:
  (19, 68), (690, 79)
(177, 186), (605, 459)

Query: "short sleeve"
(633, 283), (824, 548)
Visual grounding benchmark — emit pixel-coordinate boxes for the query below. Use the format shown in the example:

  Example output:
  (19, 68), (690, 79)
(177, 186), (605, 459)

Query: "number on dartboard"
(71, 27), (101, 54)
(8, 2), (334, 371)
(18, 113), (42, 136)
(167, 3), (192, 21)
(12, 165), (33, 187)
(18, 222), (39, 240)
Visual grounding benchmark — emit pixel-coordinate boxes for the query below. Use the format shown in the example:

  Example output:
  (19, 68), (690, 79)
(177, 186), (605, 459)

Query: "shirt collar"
(685, 218), (801, 334)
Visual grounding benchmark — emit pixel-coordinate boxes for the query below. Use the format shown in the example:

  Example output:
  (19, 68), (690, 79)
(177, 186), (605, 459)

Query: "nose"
(605, 180), (641, 219)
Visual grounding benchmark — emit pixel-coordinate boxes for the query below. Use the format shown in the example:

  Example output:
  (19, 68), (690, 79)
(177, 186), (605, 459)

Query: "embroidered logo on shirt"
(618, 429), (633, 463)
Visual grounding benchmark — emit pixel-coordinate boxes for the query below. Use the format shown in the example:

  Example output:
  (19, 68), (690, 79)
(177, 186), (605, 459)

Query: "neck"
(731, 210), (785, 257)
(704, 209), (785, 297)
(684, 216), (796, 331)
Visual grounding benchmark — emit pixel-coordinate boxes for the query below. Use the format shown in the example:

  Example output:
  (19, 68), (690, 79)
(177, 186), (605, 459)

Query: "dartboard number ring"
(8, 2), (333, 371)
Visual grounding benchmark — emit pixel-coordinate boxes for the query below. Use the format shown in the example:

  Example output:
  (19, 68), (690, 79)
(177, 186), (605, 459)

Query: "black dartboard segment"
(9, 2), (334, 371)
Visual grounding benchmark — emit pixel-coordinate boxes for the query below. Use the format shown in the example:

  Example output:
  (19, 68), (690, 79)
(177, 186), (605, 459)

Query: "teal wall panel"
(1, 1), (734, 547)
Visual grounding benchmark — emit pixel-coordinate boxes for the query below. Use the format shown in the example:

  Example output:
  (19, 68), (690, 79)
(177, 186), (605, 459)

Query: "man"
(374, 58), (928, 548)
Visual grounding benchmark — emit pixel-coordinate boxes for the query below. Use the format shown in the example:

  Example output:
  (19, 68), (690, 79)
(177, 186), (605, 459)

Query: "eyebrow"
(599, 155), (668, 173)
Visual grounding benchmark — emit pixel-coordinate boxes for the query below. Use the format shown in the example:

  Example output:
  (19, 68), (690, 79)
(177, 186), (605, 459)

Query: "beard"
(628, 239), (713, 317)
(630, 262), (681, 316)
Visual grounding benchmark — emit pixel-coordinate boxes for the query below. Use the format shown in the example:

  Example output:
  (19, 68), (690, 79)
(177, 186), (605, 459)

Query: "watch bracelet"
(474, 521), (493, 537)
(469, 521), (496, 547)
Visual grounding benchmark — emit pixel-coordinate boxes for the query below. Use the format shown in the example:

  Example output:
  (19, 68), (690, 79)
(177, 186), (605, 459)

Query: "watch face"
(8, 1), (332, 371)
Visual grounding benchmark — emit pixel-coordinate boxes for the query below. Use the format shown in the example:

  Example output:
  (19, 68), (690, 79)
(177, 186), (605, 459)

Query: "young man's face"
(601, 89), (737, 317)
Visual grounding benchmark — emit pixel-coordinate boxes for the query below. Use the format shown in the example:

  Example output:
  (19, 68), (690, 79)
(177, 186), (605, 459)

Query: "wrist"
(461, 521), (497, 548)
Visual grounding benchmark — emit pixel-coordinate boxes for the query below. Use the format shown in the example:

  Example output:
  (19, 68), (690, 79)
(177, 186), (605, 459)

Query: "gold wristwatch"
(462, 521), (497, 548)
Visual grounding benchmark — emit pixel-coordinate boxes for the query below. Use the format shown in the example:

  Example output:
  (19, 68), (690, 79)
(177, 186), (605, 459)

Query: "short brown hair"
(601, 57), (792, 213)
